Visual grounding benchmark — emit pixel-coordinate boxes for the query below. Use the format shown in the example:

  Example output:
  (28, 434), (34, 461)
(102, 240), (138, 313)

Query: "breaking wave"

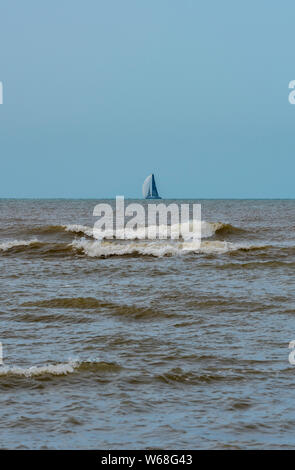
(89, 220), (240, 240)
(0, 359), (121, 378)
(213, 223), (246, 236)
(71, 238), (268, 258)
(26, 224), (94, 237)
(0, 219), (272, 259)
(64, 224), (94, 237)
(0, 236), (276, 259)
(0, 239), (74, 257)
(0, 239), (40, 251)
(15, 221), (242, 240)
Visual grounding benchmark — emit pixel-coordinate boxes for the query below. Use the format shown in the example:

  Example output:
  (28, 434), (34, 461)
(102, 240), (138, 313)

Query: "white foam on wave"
(64, 224), (94, 237)
(144, 220), (224, 240)
(0, 359), (80, 377)
(71, 238), (258, 258)
(65, 221), (223, 241)
(0, 239), (39, 251)
(201, 221), (225, 238)
(71, 239), (180, 257)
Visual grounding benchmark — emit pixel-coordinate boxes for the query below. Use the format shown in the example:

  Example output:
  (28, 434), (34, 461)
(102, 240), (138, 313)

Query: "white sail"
(142, 174), (152, 198)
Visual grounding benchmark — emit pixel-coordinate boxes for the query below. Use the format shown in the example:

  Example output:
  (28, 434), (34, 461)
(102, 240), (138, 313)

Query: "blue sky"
(0, 0), (295, 198)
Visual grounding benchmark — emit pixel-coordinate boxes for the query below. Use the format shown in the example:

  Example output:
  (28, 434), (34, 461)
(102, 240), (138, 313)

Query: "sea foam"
(0, 239), (39, 251)
(71, 238), (261, 258)
(0, 360), (79, 377)
(0, 358), (117, 378)
(64, 220), (227, 240)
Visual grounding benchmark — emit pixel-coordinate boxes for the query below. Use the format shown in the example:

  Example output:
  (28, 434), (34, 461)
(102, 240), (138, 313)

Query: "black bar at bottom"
(0, 449), (289, 466)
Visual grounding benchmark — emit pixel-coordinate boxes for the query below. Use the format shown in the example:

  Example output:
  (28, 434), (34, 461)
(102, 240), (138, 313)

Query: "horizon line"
(1, 197), (295, 201)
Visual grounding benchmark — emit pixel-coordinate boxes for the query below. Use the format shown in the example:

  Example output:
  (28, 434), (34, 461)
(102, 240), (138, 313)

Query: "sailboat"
(142, 174), (161, 199)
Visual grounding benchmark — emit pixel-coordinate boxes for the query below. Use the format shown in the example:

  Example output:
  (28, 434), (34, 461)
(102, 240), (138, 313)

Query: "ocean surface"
(1, 199), (295, 449)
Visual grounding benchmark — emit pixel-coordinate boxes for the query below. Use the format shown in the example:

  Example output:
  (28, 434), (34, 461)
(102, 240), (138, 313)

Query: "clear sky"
(1, 0), (295, 198)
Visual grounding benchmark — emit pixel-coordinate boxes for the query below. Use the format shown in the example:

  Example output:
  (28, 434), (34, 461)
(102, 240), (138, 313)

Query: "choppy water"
(0, 199), (295, 449)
